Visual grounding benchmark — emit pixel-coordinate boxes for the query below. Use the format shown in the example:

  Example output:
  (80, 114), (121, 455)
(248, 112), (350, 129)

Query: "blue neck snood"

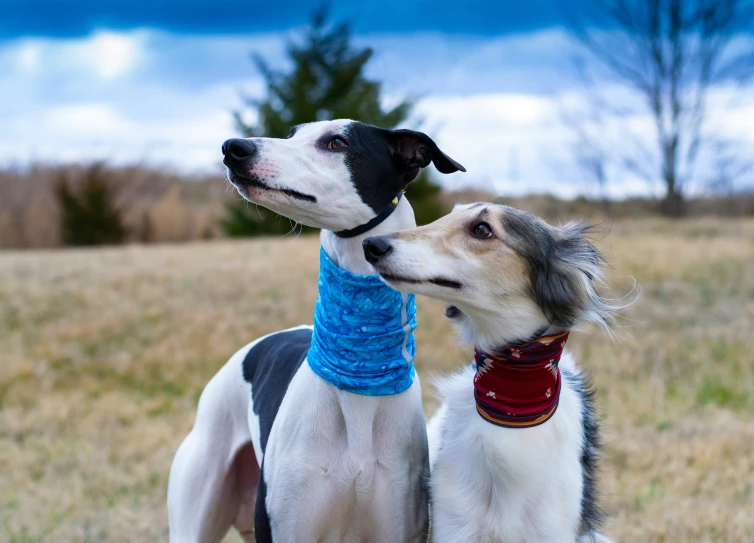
(307, 247), (417, 396)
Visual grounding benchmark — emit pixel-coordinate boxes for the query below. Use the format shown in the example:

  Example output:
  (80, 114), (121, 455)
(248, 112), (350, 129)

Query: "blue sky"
(2, 1), (753, 197)
(1, 1), (569, 38)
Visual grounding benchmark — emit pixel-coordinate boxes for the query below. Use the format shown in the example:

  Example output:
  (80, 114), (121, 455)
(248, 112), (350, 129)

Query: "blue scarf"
(307, 247), (417, 396)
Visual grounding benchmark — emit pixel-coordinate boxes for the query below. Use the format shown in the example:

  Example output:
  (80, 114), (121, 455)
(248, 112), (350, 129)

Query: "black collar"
(334, 192), (404, 239)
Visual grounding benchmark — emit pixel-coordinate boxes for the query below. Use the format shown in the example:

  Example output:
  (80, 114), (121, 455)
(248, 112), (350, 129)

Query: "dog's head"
(222, 120), (465, 232)
(364, 203), (628, 349)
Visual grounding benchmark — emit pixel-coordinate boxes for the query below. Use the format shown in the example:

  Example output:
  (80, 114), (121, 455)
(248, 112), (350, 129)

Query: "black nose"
(222, 138), (258, 163)
(363, 236), (393, 264)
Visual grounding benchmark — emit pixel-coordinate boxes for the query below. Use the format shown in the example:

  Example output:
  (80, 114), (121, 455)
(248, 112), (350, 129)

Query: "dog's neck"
(473, 331), (570, 429)
(447, 302), (561, 354)
(308, 197), (418, 396)
(446, 306), (572, 428)
(320, 197), (416, 275)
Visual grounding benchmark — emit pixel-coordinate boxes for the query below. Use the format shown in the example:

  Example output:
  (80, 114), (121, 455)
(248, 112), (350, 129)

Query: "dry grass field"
(1, 217), (753, 542)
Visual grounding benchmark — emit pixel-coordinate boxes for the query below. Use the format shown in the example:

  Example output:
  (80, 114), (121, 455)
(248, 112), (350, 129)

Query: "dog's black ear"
(387, 129), (466, 183)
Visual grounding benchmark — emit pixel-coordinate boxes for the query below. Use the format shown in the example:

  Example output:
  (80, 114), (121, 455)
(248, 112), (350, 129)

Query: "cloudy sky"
(2, 0), (753, 197)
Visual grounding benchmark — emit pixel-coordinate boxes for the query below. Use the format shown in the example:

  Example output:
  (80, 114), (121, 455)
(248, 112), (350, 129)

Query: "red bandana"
(473, 331), (569, 428)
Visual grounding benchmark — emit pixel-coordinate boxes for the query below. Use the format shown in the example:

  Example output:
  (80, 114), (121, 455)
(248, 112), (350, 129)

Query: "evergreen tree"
(223, 7), (445, 237)
(55, 163), (127, 246)
(234, 8), (411, 138)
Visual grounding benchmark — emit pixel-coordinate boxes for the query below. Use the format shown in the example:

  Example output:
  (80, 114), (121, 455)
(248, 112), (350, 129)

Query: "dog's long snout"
(363, 236), (393, 264)
(222, 138), (258, 165)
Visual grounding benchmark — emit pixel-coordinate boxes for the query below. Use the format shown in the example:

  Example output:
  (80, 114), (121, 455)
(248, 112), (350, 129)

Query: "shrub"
(55, 163), (127, 246)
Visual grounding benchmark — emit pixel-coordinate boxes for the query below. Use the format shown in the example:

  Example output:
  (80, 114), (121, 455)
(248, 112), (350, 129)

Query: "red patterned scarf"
(473, 331), (570, 428)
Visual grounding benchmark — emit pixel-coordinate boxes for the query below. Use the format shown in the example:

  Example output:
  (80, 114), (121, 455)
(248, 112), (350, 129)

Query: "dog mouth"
(380, 273), (463, 289)
(228, 172), (317, 203)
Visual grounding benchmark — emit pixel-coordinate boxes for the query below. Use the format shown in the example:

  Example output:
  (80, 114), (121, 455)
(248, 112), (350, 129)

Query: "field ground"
(1, 218), (753, 542)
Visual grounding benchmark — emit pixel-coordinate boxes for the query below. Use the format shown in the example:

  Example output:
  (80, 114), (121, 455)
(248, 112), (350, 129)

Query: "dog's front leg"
(369, 465), (430, 542)
(368, 406), (431, 543)
(261, 460), (336, 543)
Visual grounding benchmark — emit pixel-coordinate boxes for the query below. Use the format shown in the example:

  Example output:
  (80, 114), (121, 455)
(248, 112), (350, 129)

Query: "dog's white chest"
(429, 365), (586, 543)
(261, 363), (427, 542)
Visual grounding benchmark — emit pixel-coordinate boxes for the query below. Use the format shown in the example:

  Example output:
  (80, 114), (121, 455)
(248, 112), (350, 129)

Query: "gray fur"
(500, 207), (629, 331)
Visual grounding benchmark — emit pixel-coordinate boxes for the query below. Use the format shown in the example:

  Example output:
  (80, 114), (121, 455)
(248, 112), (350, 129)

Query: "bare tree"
(569, 0), (754, 216)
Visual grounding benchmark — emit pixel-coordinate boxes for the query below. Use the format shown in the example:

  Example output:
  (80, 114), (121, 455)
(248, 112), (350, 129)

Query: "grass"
(1, 217), (753, 542)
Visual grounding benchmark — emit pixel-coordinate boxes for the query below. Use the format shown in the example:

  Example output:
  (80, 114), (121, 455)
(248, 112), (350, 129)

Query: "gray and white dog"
(364, 204), (626, 543)
(167, 120), (465, 543)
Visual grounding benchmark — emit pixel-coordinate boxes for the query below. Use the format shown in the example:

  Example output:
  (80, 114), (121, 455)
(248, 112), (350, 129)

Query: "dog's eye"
(328, 137), (348, 150)
(471, 222), (493, 239)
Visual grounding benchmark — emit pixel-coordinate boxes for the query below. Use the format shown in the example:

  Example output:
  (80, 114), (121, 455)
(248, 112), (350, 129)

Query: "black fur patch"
(242, 328), (313, 542)
(254, 462), (273, 543)
(241, 327), (313, 453)
(341, 122), (465, 214)
(562, 368), (604, 537)
(341, 123), (411, 213)
(417, 450), (431, 542)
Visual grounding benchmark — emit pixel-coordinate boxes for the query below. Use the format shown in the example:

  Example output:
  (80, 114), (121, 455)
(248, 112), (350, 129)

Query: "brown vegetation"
(1, 217), (752, 541)
(0, 165), (230, 249)
(2, 164), (753, 249)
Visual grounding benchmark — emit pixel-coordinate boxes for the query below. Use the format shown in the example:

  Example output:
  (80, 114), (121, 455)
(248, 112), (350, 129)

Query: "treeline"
(0, 164), (226, 249)
(0, 162), (450, 249)
(1, 162), (752, 249)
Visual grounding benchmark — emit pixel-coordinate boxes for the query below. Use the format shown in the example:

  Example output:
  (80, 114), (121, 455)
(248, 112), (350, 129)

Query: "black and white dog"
(167, 120), (464, 543)
(365, 203), (628, 543)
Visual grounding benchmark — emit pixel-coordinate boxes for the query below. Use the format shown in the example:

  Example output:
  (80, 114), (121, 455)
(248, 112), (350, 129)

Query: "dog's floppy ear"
(535, 223), (619, 330)
(502, 210), (622, 331)
(387, 129), (466, 184)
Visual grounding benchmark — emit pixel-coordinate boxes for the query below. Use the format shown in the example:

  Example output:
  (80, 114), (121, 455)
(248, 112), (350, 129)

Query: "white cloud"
(414, 93), (574, 197)
(84, 31), (142, 79)
(14, 41), (41, 73)
(1, 92), (236, 171)
(0, 28), (752, 197)
(361, 29), (579, 96)
(2, 30), (144, 82)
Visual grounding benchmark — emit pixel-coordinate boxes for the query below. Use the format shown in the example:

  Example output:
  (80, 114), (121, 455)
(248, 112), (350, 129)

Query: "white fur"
(167, 121), (429, 543)
(428, 355), (587, 543)
(168, 335), (265, 542)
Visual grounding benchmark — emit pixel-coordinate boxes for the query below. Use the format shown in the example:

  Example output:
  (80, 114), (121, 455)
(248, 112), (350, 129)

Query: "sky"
(2, 0), (753, 197)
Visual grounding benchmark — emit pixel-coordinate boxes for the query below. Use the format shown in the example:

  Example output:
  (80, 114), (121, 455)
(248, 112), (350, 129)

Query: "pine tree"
(224, 7), (445, 236)
(235, 8), (411, 138)
(55, 163), (127, 246)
